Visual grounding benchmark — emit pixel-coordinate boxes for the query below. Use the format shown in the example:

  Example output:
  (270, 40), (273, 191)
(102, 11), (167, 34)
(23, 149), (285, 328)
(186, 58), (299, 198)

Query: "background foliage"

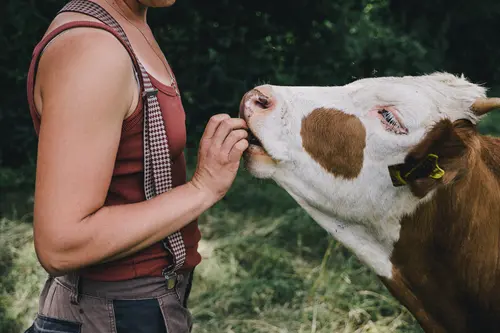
(2, 0), (500, 170)
(1, 0), (500, 332)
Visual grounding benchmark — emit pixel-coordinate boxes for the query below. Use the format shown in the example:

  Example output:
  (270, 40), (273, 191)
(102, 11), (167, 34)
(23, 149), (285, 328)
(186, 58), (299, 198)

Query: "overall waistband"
(55, 270), (192, 304)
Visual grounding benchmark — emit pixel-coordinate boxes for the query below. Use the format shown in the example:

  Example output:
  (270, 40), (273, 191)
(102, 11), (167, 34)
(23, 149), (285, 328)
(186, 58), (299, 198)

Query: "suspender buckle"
(162, 268), (177, 290)
(142, 88), (159, 98)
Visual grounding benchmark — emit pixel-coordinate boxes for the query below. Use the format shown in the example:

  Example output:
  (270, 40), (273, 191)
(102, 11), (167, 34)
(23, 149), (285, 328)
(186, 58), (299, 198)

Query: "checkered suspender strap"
(59, 0), (186, 276)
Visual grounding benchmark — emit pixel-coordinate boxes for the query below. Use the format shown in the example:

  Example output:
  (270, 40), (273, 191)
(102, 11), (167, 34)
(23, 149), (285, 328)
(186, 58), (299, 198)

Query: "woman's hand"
(191, 114), (249, 201)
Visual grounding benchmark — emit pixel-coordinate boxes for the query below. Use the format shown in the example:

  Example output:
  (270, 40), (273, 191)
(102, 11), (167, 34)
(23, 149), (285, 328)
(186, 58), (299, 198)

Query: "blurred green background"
(1, 0), (500, 332)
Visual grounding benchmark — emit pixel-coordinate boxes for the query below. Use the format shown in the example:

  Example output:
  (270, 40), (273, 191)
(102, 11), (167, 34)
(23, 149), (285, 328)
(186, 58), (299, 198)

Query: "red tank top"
(26, 21), (202, 281)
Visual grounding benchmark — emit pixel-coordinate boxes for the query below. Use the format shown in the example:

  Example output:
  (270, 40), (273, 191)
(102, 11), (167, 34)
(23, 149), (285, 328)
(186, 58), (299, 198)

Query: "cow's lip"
(247, 129), (263, 147)
(246, 129), (271, 156)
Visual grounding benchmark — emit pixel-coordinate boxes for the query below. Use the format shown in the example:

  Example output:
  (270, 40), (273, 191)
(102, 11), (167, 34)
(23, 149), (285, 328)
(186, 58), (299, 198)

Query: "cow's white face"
(240, 72), (486, 277)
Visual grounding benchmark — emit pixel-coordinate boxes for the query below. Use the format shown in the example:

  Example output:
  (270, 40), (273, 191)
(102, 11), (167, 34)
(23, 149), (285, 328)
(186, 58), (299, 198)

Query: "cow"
(238, 72), (500, 333)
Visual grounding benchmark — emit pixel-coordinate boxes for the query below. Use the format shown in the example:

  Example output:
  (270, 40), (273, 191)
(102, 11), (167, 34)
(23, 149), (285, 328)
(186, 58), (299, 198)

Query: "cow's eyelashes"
(380, 109), (395, 124)
(378, 108), (408, 135)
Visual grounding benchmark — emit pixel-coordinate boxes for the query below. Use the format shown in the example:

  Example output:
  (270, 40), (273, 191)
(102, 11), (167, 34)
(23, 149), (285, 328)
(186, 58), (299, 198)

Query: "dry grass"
(0, 168), (423, 333)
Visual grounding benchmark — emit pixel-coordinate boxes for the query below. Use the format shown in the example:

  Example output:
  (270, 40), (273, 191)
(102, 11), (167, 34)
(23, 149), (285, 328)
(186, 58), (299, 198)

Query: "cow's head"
(240, 72), (499, 277)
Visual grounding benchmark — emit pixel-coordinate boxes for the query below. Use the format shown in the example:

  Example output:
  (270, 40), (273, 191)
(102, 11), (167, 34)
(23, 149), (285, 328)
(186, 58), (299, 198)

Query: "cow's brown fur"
(383, 118), (500, 333)
(301, 107), (366, 179)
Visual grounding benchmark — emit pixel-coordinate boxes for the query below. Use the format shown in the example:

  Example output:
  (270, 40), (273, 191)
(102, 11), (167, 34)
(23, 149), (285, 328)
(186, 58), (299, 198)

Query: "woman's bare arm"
(33, 28), (248, 276)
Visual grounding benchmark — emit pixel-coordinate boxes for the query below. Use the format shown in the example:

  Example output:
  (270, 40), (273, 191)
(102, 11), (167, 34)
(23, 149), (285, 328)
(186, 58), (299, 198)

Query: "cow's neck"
(385, 135), (500, 333)
(277, 184), (403, 279)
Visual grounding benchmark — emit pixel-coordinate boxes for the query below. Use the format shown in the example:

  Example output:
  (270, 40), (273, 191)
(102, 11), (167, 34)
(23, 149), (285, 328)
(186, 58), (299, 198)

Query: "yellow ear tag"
(390, 168), (408, 185)
(426, 154), (445, 180)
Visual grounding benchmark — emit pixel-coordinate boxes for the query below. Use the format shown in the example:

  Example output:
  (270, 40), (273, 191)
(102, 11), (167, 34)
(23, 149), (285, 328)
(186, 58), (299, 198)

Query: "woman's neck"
(104, 0), (147, 24)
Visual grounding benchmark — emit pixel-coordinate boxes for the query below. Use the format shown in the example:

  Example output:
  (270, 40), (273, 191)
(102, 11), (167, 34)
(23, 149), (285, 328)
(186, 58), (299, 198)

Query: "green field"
(3, 111), (500, 333)
(2, 2), (500, 332)
(0, 154), (424, 333)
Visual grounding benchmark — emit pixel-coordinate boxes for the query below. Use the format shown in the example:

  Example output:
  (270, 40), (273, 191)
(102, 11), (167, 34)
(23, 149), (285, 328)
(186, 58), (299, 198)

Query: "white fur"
(244, 72), (487, 278)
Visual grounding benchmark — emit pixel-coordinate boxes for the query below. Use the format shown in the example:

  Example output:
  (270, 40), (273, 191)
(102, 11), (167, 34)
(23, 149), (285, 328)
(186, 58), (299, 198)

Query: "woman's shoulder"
(30, 13), (140, 120)
(42, 11), (104, 38)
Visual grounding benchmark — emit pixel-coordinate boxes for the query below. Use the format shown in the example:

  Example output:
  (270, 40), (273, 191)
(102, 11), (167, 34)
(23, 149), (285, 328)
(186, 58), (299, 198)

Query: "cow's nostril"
(255, 95), (271, 109)
(240, 85), (275, 119)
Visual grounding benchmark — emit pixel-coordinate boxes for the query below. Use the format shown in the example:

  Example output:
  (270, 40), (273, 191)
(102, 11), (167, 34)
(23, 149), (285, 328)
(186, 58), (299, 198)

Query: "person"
(24, 0), (249, 332)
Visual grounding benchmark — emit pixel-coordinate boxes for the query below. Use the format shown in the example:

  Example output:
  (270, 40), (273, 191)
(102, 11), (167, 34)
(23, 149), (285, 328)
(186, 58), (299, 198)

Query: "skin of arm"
(33, 27), (247, 276)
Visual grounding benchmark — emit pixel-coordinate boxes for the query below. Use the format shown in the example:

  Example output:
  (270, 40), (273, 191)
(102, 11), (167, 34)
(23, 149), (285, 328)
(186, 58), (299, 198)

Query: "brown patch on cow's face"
(300, 108), (366, 179)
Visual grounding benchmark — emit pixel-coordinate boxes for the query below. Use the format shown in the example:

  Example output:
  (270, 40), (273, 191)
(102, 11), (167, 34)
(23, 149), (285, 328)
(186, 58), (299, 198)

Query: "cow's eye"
(378, 109), (408, 135)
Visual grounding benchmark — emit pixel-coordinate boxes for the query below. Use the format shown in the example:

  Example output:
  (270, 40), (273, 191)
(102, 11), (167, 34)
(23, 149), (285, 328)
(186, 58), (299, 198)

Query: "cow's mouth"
(248, 130), (263, 147)
(246, 128), (271, 157)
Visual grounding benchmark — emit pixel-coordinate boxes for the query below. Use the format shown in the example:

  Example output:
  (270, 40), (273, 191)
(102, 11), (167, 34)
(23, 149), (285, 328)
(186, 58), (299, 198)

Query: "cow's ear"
(401, 119), (474, 198)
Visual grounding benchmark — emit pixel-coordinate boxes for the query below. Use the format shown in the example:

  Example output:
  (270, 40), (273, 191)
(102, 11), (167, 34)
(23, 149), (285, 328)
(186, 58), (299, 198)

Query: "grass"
(186, 166), (422, 333)
(2, 87), (500, 333)
(0, 159), (423, 333)
(0, 219), (46, 333)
